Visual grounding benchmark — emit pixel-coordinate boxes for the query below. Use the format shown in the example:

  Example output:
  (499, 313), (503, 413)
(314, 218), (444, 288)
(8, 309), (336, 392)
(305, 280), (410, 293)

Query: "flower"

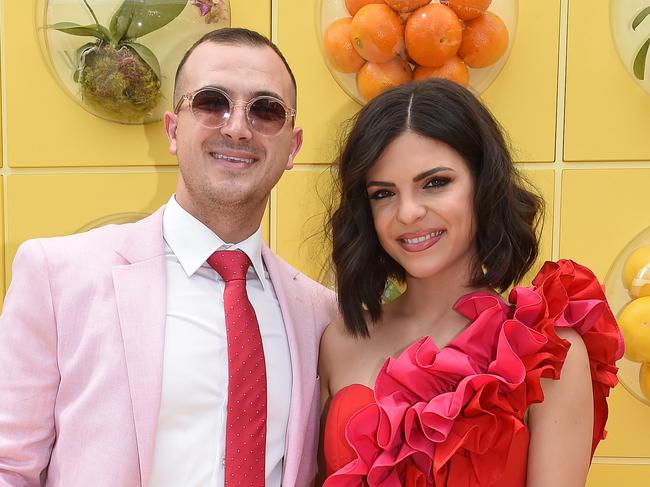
(193, 0), (230, 24)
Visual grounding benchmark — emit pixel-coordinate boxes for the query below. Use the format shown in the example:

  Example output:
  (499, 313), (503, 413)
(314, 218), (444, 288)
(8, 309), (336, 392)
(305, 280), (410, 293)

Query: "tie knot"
(207, 250), (251, 282)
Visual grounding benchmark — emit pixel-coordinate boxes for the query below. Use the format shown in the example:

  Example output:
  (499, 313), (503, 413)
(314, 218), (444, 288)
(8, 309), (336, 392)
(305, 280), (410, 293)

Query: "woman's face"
(366, 131), (477, 281)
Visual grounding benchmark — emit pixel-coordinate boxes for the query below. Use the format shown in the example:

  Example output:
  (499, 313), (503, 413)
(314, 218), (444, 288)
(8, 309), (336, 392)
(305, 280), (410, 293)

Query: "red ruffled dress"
(322, 260), (624, 486)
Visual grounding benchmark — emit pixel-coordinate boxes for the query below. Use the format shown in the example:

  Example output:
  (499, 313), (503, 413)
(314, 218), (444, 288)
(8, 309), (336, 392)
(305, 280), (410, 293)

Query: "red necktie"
(207, 250), (267, 487)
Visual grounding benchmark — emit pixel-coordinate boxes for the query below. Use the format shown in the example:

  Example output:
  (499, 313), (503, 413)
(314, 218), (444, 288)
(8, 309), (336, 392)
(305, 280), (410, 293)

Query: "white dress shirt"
(149, 196), (292, 487)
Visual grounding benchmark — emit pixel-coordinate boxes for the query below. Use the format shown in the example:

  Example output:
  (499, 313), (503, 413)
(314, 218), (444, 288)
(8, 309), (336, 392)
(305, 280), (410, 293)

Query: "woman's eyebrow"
(366, 180), (395, 188)
(413, 166), (454, 182)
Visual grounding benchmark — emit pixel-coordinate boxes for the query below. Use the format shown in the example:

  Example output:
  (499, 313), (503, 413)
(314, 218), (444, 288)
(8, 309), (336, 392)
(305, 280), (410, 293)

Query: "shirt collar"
(163, 195), (266, 289)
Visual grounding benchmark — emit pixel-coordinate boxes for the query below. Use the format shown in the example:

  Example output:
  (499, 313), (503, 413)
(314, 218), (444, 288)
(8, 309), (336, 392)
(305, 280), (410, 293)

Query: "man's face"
(164, 42), (302, 218)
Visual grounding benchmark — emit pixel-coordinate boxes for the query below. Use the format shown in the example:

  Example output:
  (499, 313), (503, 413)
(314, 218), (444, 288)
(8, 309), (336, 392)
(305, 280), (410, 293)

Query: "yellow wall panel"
(1, 69), (3, 167)
(481, 0), (560, 163)
(0, 179), (5, 306)
(5, 172), (177, 282)
(520, 169), (554, 283)
(274, 167), (334, 283)
(231, 0), (270, 36)
(278, 0), (560, 164)
(560, 169), (650, 277)
(587, 463), (650, 487)
(565, 0), (650, 161)
(561, 169), (650, 457)
(595, 385), (650, 457)
(262, 203), (270, 245)
(277, 0), (360, 166)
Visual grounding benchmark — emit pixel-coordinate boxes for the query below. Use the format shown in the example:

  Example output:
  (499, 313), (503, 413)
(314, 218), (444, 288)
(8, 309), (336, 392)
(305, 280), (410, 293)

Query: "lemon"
(640, 363), (650, 401)
(623, 245), (650, 298)
(619, 296), (650, 363)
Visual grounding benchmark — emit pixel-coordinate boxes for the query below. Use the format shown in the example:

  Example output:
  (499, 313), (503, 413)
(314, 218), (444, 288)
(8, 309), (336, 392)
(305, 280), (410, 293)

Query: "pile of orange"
(322, 0), (509, 101)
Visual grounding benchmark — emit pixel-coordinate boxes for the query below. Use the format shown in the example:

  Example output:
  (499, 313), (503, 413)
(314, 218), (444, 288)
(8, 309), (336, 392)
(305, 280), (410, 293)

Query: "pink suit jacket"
(0, 207), (337, 487)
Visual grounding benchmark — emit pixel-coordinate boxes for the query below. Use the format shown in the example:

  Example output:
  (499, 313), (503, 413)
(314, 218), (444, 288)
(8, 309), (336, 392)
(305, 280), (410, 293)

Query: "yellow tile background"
(5, 172), (178, 281)
(274, 167), (335, 283)
(0, 178), (4, 303)
(560, 169), (650, 276)
(587, 464), (650, 487)
(279, 0), (560, 164)
(561, 169), (650, 460)
(520, 169), (555, 282)
(565, 0), (650, 161)
(480, 0), (560, 163)
(1, 0), (650, 482)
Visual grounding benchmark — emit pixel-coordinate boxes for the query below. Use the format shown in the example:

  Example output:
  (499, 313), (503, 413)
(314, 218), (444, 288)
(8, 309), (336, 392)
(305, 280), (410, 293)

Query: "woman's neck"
(387, 257), (489, 339)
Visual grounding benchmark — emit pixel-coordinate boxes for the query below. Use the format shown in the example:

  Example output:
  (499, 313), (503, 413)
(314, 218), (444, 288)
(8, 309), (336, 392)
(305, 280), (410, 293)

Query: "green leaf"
(633, 37), (650, 80)
(50, 22), (110, 41)
(127, 42), (161, 80)
(110, 0), (188, 41)
(109, 0), (136, 44)
(633, 7), (650, 30)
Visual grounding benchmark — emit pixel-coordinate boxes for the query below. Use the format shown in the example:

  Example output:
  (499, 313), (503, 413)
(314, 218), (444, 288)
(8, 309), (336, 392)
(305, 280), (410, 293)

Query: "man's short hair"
(173, 27), (297, 107)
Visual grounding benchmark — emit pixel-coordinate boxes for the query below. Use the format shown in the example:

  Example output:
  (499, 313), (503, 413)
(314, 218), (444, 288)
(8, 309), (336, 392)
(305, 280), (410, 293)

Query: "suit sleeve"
(0, 240), (59, 487)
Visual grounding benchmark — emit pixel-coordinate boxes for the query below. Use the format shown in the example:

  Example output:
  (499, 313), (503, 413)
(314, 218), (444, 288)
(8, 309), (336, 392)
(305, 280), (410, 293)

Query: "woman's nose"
(396, 196), (427, 225)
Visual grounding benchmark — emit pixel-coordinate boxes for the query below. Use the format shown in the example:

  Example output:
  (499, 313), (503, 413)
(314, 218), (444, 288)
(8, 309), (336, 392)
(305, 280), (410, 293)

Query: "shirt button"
(222, 456), (226, 466)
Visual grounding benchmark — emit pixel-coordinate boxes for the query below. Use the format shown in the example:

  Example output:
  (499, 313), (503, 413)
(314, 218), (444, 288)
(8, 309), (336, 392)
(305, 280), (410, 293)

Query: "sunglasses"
(174, 87), (296, 136)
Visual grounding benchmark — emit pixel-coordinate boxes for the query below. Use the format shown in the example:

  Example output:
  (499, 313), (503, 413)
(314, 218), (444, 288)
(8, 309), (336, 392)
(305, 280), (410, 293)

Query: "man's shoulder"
(263, 248), (337, 321)
(17, 208), (164, 265)
(264, 248), (332, 295)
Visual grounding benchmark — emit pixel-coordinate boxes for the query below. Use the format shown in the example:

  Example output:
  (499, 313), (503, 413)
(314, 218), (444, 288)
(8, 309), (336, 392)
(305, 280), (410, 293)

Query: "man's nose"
(220, 104), (253, 140)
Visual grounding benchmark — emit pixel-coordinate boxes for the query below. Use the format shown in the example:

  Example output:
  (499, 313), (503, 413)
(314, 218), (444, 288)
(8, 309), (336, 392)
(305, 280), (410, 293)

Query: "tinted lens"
(191, 89), (230, 128)
(248, 98), (288, 134)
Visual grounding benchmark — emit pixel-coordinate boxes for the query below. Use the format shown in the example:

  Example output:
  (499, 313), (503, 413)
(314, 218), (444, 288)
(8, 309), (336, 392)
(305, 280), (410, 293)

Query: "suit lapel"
(262, 246), (316, 487)
(112, 208), (167, 487)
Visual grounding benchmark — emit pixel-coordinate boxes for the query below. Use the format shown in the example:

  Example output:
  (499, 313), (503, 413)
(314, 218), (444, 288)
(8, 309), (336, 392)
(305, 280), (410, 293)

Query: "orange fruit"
(440, 0), (491, 21)
(618, 296), (650, 363)
(385, 0), (431, 13)
(458, 11), (509, 68)
(351, 4), (405, 63)
(345, 0), (386, 16)
(414, 56), (469, 86)
(357, 57), (413, 101)
(399, 11), (413, 24)
(623, 245), (650, 299)
(405, 3), (463, 67)
(323, 18), (366, 73)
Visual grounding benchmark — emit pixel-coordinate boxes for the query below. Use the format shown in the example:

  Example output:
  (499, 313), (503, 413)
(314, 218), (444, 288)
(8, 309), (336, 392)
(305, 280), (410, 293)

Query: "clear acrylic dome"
(611, 1), (650, 95)
(36, 0), (231, 124)
(316, 0), (518, 104)
(604, 225), (650, 407)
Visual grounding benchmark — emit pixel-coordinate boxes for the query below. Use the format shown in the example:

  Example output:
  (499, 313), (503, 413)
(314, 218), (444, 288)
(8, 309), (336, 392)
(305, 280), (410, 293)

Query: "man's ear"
(286, 127), (303, 170)
(163, 111), (179, 155)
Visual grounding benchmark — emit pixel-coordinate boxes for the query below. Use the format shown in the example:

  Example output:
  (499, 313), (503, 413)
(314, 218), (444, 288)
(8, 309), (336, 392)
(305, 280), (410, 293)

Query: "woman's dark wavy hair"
(328, 79), (544, 337)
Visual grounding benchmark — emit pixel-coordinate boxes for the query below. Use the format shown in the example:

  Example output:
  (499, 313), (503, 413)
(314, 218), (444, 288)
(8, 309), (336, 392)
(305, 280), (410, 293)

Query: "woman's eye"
(424, 177), (450, 189)
(369, 189), (393, 200)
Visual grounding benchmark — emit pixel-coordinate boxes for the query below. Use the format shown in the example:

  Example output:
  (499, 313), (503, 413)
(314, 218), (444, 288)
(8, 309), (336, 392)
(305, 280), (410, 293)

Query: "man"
(0, 28), (336, 487)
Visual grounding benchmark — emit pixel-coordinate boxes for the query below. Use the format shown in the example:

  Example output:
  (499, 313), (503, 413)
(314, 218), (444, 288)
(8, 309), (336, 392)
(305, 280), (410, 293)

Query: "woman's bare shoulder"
(320, 316), (358, 363)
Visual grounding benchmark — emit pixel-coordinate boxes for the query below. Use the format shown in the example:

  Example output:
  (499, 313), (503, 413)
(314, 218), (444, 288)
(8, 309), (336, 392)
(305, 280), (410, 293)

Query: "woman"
(319, 79), (623, 486)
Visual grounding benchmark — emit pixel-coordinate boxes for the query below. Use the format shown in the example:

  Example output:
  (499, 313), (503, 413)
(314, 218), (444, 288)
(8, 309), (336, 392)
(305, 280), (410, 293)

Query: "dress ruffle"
(323, 260), (624, 487)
